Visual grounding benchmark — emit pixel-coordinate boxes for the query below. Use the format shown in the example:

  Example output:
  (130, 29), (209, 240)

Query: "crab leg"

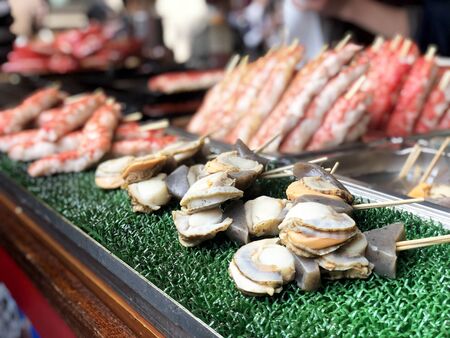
(0, 86), (65, 135)
(38, 91), (106, 141)
(226, 44), (303, 144)
(252, 44), (361, 153)
(280, 58), (367, 153)
(0, 129), (41, 152)
(386, 46), (438, 137)
(248, 48), (327, 152)
(307, 76), (370, 150)
(415, 71), (450, 134)
(28, 100), (121, 177)
(110, 135), (178, 157)
(186, 55), (242, 134)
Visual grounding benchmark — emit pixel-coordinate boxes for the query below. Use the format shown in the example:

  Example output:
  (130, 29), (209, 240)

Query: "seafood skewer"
(386, 45), (438, 136)
(280, 59), (368, 153)
(414, 71), (450, 133)
(0, 86), (66, 135)
(28, 100), (121, 177)
(226, 43), (303, 143)
(38, 91), (106, 141)
(306, 75), (370, 151)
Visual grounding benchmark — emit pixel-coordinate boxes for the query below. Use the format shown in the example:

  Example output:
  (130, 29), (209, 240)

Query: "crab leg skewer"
(226, 44), (303, 144)
(28, 100), (121, 177)
(280, 60), (368, 153)
(386, 46), (438, 137)
(415, 71), (450, 134)
(306, 76), (370, 151)
(0, 86), (65, 135)
(38, 91), (106, 141)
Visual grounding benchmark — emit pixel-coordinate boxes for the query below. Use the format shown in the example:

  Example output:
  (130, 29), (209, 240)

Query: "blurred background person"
(285, 0), (450, 59)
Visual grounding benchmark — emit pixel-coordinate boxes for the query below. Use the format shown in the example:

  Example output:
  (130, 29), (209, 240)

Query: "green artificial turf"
(1, 155), (449, 337)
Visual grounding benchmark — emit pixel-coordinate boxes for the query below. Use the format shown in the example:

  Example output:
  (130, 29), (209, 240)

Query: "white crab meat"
(245, 196), (290, 237)
(180, 172), (243, 213)
(233, 238), (295, 288)
(127, 173), (171, 213)
(95, 156), (135, 189)
(172, 208), (232, 246)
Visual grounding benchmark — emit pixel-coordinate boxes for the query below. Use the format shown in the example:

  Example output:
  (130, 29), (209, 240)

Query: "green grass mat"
(1, 155), (449, 337)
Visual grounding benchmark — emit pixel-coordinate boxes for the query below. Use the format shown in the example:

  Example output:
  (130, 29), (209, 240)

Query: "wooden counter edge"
(0, 192), (163, 338)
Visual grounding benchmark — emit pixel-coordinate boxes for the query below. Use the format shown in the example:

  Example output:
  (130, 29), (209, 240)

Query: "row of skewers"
(187, 35), (450, 154)
(0, 87), (178, 175)
(93, 133), (449, 295)
(2, 23), (142, 74)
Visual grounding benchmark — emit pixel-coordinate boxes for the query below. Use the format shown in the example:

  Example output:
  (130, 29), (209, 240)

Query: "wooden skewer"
(122, 112), (142, 123)
(390, 34), (403, 51)
(371, 36), (384, 51)
(399, 39), (412, 57)
(425, 45), (437, 61)
(254, 132), (282, 154)
(353, 197), (424, 210)
(330, 162), (340, 175)
(225, 54), (240, 73)
(262, 172), (294, 179)
(261, 156), (328, 177)
(439, 70), (450, 91)
(418, 137), (450, 184)
(396, 234), (450, 251)
(345, 75), (366, 100)
(139, 119), (169, 131)
(335, 33), (352, 51)
(398, 144), (422, 179)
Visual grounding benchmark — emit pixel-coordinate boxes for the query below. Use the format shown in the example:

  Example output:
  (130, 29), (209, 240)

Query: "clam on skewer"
(204, 151), (263, 190)
(229, 238), (295, 296)
(180, 172), (243, 214)
(173, 208), (232, 247)
(224, 196), (292, 246)
(95, 156), (136, 189)
(126, 173), (171, 213)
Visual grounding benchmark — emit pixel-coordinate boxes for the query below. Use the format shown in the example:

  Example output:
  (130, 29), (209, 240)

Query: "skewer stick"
(400, 39), (412, 57)
(425, 45), (437, 61)
(352, 197), (424, 210)
(335, 33), (352, 51)
(396, 234), (450, 251)
(390, 34), (403, 51)
(330, 162), (340, 175)
(418, 137), (450, 184)
(225, 54), (240, 73)
(345, 75), (366, 100)
(254, 132), (282, 154)
(261, 156), (328, 177)
(439, 70), (450, 91)
(371, 36), (384, 51)
(398, 144), (422, 179)
(122, 112), (142, 122)
(262, 172), (294, 179)
(139, 119), (169, 131)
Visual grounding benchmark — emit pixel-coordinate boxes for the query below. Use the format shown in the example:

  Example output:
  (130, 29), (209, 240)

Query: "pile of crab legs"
(0, 86), (178, 176)
(188, 35), (450, 154)
(94, 134), (450, 295)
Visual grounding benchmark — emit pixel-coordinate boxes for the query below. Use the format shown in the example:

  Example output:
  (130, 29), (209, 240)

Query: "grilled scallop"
(172, 208), (232, 247)
(121, 154), (169, 184)
(95, 155), (135, 189)
(180, 172), (243, 214)
(232, 238), (295, 288)
(126, 173), (171, 213)
(205, 151), (263, 190)
(245, 196), (291, 237)
(159, 137), (206, 163)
